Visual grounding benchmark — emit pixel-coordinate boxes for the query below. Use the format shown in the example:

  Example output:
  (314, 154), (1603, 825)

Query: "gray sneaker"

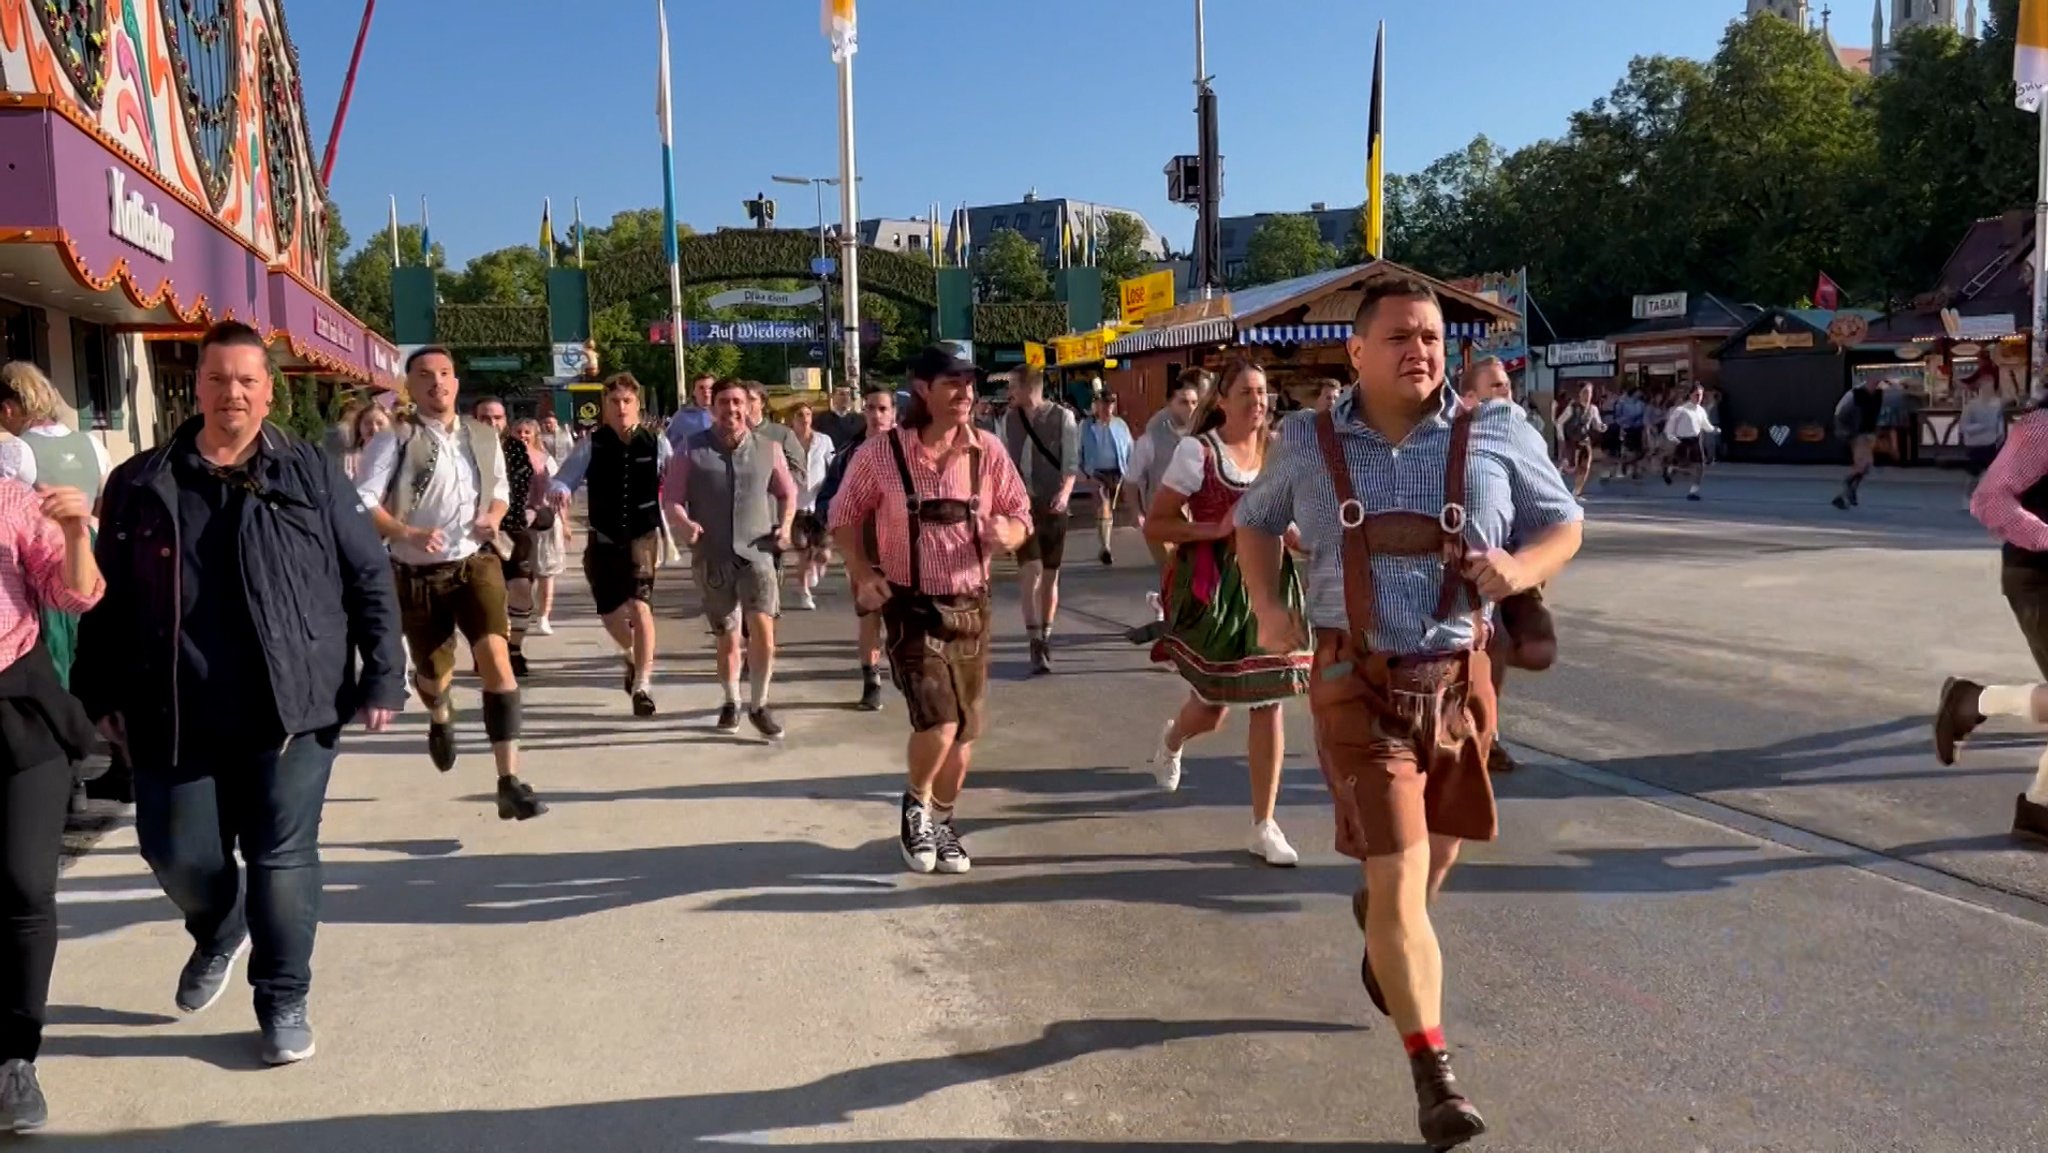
(0, 1059), (47, 1132)
(175, 935), (249, 1014)
(260, 1001), (316, 1065)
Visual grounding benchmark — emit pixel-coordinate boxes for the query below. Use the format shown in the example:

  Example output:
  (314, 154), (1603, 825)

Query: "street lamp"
(772, 174), (863, 389)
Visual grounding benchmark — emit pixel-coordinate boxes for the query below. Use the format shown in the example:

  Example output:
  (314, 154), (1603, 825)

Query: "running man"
(358, 347), (544, 819)
(1125, 369), (1209, 644)
(1079, 389), (1133, 567)
(1555, 382), (1605, 501)
(1002, 368), (1079, 673)
(1237, 276), (1584, 1149)
(1832, 376), (1884, 510)
(667, 378), (799, 738)
(830, 345), (1031, 875)
(817, 386), (899, 711)
(1934, 401), (2048, 843)
(1662, 383), (1717, 501)
(549, 373), (672, 717)
(472, 398), (545, 677)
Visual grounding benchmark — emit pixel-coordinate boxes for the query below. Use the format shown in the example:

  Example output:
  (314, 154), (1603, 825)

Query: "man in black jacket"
(73, 321), (405, 1068)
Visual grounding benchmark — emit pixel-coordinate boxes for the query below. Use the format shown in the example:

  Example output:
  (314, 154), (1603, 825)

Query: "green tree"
(322, 197), (350, 290)
(442, 245), (549, 306)
(330, 223), (436, 338)
(1095, 212), (1152, 317)
(1239, 214), (1339, 287)
(974, 229), (1053, 302)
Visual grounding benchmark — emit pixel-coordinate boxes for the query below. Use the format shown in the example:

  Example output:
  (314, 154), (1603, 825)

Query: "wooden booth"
(1101, 261), (1519, 429)
(1606, 293), (1760, 398)
(1710, 308), (1884, 464)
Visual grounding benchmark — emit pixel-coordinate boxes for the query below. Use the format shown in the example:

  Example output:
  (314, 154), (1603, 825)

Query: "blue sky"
(296, 0), (1753, 266)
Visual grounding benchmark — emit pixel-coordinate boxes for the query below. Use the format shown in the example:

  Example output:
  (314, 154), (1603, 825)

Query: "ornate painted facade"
(0, 0), (327, 285)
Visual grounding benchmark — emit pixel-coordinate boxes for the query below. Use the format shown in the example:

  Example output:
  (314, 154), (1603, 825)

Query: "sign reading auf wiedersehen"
(706, 286), (824, 310)
(650, 319), (881, 345)
(1631, 292), (1687, 321)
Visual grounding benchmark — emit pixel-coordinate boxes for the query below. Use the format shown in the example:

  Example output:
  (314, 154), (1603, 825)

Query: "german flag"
(1365, 21), (1386, 260)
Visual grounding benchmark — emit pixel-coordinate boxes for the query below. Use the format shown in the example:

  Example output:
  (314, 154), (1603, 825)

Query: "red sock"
(1402, 1027), (1445, 1057)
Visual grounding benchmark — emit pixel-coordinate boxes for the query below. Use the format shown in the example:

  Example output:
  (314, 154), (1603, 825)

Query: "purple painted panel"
(268, 270), (368, 378)
(0, 112), (58, 229)
(42, 109), (269, 329)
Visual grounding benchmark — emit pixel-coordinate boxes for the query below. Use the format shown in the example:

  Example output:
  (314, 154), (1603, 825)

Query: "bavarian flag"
(1365, 21), (1386, 259)
(539, 198), (557, 268)
(2020, 0), (2048, 111)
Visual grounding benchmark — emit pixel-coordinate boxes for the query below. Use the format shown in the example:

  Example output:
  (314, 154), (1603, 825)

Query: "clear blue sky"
(296, 0), (1752, 266)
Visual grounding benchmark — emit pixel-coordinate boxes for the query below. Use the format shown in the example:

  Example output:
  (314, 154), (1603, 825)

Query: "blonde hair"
(0, 361), (60, 423)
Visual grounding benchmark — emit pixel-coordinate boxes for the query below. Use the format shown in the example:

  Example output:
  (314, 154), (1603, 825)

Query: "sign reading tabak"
(107, 168), (175, 262)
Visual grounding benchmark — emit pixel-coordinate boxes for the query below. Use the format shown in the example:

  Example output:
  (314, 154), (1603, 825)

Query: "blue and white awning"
(1106, 317), (1235, 357)
(1238, 321), (1491, 345)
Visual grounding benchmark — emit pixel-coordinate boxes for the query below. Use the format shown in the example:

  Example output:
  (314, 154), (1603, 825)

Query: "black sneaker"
(632, 689), (657, 717)
(934, 818), (971, 875)
(899, 795), (937, 873)
(428, 720), (457, 773)
(1029, 638), (1052, 675)
(1124, 619), (1166, 645)
(259, 1001), (316, 1065)
(715, 703), (740, 732)
(1832, 495), (1849, 510)
(509, 648), (530, 679)
(1098, 548), (1113, 566)
(175, 935), (249, 1014)
(857, 677), (884, 712)
(0, 1059), (47, 1132)
(496, 775), (547, 821)
(748, 707), (784, 739)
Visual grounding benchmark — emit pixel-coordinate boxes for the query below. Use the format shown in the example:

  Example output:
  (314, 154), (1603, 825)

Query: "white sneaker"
(1148, 721), (1183, 792)
(794, 588), (817, 611)
(1248, 819), (1299, 867)
(533, 617), (554, 636)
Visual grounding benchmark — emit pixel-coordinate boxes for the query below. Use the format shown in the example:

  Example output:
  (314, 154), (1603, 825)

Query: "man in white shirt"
(355, 347), (543, 820)
(1662, 384), (1719, 502)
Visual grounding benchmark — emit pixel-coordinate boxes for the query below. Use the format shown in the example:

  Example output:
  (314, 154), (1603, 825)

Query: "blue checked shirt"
(1237, 389), (1582, 655)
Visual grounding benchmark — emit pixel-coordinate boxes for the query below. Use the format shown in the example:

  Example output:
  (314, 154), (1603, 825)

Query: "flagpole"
(420, 195), (432, 268)
(834, 18), (862, 385)
(658, 0), (686, 398)
(2034, 104), (2047, 401)
(388, 195), (400, 267)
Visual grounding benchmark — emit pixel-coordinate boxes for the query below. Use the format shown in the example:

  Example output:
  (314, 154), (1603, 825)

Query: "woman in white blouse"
(788, 403), (836, 611)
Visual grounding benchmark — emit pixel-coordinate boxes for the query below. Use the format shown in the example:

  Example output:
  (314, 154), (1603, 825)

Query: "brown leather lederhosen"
(878, 429), (995, 737)
(1305, 407), (1500, 859)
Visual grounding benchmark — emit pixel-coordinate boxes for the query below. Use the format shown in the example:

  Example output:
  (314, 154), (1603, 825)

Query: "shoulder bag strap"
(1019, 410), (1063, 472)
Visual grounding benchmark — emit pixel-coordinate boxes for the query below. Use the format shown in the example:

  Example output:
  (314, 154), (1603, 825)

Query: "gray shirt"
(1001, 402), (1080, 510)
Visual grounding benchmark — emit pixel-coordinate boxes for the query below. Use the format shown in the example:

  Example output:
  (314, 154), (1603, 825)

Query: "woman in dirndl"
(514, 419), (569, 635)
(1141, 359), (1311, 866)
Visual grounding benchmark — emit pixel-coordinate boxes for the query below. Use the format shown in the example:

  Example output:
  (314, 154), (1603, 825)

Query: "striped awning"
(1106, 317), (1235, 357)
(1238, 321), (1491, 345)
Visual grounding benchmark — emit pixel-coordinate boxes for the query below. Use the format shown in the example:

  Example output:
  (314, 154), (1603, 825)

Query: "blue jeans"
(134, 727), (339, 1014)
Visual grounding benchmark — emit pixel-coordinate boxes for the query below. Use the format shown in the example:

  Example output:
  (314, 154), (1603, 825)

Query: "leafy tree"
(330, 223), (437, 338)
(1095, 212), (1152, 316)
(442, 245), (548, 307)
(975, 229), (1053, 302)
(1239, 214), (1339, 287)
(322, 197), (350, 290)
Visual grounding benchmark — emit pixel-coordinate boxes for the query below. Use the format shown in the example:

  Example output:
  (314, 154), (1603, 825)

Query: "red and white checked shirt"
(0, 480), (102, 668)
(1973, 410), (2048, 552)
(827, 427), (1030, 595)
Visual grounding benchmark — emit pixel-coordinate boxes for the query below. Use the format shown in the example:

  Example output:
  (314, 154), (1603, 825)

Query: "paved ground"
(34, 467), (2048, 1151)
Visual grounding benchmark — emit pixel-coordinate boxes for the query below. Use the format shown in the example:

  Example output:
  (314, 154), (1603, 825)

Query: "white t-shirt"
(0, 424), (112, 488)
(1664, 402), (1716, 441)
(798, 432), (835, 511)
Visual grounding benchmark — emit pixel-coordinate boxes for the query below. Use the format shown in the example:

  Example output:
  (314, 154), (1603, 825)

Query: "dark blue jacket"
(73, 419), (407, 766)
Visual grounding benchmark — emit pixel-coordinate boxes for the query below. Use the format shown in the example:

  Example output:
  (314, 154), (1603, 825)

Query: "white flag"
(822, 0), (857, 62)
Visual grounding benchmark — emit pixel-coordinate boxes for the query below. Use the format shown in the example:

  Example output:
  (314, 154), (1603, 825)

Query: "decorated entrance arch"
(590, 229), (938, 311)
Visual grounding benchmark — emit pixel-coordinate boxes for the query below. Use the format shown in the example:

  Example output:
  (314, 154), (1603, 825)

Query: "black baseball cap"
(909, 343), (975, 382)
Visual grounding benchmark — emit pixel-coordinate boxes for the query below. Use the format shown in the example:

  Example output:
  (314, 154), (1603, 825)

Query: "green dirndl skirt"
(40, 525), (93, 691)
(1149, 537), (1311, 706)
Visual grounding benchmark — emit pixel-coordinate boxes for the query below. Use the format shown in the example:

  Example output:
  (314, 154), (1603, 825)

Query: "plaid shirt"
(827, 427), (1030, 595)
(1973, 409), (2048, 551)
(0, 481), (101, 668)
(1237, 390), (1581, 654)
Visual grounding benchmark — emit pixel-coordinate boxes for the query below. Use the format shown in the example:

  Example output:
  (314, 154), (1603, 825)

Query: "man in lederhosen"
(1001, 368), (1078, 674)
(1237, 277), (1582, 1150)
(358, 348), (543, 820)
(816, 386), (898, 711)
(830, 345), (1030, 875)
(549, 373), (672, 718)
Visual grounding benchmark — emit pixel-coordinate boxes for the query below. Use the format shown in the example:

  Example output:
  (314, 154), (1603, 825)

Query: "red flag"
(1815, 272), (1841, 310)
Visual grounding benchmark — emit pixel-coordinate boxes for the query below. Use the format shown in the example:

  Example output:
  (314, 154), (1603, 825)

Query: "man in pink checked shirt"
(1936, 400), (2048, 843)
(829, 344), (1031, 876)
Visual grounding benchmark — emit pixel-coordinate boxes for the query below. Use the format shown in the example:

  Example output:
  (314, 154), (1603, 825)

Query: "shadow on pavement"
(34, 1017), (1394, 1152)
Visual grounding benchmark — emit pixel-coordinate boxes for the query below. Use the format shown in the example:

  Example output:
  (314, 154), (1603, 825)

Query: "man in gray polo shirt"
(1000, 368), (1079, 674)
(1237, 275), (1583, 1151)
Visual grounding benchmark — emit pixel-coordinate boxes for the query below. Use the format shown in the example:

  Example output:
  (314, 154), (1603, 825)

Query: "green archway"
(590, 228), (937, 311)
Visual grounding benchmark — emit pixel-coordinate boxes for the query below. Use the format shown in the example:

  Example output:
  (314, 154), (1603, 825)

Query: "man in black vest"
(550, 373), (672, 717)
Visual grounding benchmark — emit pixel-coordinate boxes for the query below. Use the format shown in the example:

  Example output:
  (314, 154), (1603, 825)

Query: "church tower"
(1747, 0), (1812, 24)
(1892, 0), (1955, 35)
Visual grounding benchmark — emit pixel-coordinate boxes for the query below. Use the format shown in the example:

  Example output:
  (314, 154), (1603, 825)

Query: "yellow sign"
(1052, 330), (1107, 366)
(1023, 342), (1047, 369)
(1745, 332), (1815, 352)
(1119, 269), (1175, 323)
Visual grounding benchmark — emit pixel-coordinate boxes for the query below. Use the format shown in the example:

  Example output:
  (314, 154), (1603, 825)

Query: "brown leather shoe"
(1410, 1047), (1487, 1150)
(2015, 794), (2048, 845)
(1934, 677), (1986, 766)
(1351, 888), (1389, 1017)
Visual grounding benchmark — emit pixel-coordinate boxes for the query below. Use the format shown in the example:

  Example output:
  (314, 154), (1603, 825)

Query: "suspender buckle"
(1438, 502), (1468, 536)
(1337, 498), (1367, 529)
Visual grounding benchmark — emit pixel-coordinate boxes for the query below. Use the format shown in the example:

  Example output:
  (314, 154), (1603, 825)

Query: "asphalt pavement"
(34, 466), (2048, 1151)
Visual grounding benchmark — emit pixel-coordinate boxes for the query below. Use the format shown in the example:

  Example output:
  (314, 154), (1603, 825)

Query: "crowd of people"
(0, 276), (1597, 1150)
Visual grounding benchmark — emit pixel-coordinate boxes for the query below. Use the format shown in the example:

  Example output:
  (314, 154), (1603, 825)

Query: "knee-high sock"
(1979, 684), (2044, 721)
(507, 599), (533, 653)
(1097, 518), (1113, 552)
(748, 661), (773, 710)
(2030, 748), (2048, 806)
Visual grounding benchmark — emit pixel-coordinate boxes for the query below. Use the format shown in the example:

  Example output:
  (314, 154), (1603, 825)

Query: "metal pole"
(1194, 0), (1206, 86)
(1192, 0), (1221, 297)
(2033, 104), (2048, 402)
(817, 180), (832, 392)
(320, 0), (377, 188)
(837, 56), (863, 386)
